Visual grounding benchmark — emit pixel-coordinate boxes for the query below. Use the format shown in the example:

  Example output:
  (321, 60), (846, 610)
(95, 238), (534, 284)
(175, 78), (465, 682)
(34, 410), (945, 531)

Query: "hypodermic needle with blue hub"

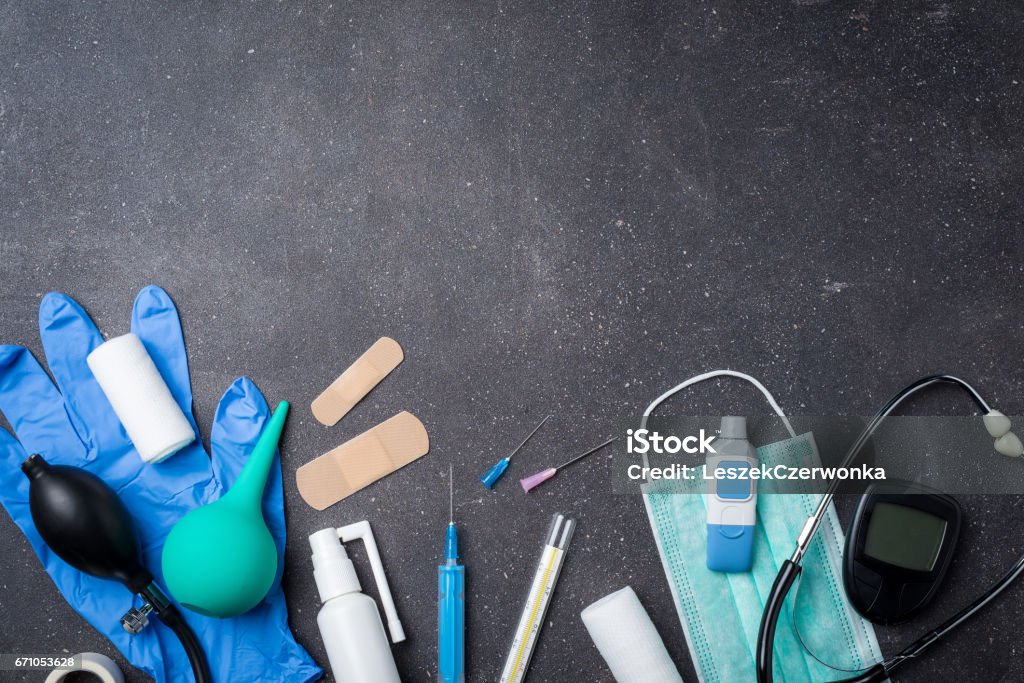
(438, 464), (465, 683)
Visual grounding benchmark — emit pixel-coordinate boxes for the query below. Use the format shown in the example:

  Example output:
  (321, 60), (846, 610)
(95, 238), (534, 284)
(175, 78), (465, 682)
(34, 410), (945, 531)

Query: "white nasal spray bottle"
(705, 416), (757, 572)
(309, 522), (405, 683)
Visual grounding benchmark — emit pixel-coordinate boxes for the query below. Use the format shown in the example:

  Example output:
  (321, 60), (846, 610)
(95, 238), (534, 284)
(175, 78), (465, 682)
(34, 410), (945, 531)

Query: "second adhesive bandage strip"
(297, 411), (430, 510)
(311, 337), (404, 426)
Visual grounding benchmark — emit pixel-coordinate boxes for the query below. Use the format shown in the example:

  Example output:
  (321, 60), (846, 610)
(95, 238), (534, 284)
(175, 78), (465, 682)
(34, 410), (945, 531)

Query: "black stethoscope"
(756, 375), (1024, 683)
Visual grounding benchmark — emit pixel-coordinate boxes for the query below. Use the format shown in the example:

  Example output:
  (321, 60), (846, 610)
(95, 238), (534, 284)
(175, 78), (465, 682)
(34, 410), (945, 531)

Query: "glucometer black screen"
(864, 502), (947, 571)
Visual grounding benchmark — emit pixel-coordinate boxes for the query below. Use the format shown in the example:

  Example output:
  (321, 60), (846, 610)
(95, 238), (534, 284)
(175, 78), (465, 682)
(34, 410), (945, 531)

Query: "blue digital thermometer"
(705, 416), (757, 572)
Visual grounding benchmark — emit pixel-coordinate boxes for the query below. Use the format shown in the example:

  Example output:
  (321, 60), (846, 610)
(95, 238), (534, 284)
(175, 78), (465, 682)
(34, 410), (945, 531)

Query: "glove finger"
(0, 425), (30, 506)
(262, 425), (287, 571)
(37, 291), (211, 502)
(129, 286), (196, 430)
(0, 345), (86, 460)
(38, 293), (122, 446)
(210, 377), (270, 493)
(210, 377), (287, 559)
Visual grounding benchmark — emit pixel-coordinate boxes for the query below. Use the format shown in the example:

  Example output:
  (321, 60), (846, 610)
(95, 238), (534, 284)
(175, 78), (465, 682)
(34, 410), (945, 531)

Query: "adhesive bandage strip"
(296, 411), (429, 510)
(311, 337), (404, 426)
(86, 333), (196, 464)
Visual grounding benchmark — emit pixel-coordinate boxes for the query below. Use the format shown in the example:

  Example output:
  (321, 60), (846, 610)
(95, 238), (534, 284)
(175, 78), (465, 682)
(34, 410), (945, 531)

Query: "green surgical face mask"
(643, 432), (883, 682)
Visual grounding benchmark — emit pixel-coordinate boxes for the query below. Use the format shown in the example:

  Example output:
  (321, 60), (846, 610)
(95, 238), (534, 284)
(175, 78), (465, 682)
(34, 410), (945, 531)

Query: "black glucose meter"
(843, 480), (962, 624)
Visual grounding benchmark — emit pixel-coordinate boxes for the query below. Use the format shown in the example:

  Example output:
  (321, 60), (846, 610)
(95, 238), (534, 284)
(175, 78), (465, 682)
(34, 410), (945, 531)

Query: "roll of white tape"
(86, 333), (196, 463)
(45, 652), (124, 683)
(581, 586), (683, 683)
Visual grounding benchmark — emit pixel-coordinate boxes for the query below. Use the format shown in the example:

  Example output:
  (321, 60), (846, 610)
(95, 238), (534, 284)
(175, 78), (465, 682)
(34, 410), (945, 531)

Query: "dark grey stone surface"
(2, 1), (1023, 681)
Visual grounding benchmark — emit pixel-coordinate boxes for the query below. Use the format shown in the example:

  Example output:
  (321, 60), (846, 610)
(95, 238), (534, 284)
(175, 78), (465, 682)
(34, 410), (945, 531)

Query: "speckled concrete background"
(1, 1), (1023, 681)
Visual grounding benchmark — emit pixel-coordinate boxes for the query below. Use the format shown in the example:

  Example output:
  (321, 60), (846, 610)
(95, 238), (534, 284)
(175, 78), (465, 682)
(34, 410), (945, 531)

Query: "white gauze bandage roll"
(86, 333), (196, 463)
(581, 586), (683, 683)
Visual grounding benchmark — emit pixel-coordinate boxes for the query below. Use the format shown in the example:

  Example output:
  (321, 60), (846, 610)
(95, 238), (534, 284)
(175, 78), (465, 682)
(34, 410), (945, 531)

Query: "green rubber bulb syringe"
(161, 401), (289, 618)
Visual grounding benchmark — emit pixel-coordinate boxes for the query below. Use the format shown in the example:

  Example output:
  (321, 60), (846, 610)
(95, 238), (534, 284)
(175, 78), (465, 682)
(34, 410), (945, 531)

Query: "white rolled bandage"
(45, 652), (124, 683)
(86, 333), (195, 463)
(581, 586), (683, 683)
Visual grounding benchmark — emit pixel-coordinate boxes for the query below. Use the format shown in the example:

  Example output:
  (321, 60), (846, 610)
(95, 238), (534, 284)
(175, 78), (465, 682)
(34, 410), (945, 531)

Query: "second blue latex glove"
(0, 286), (321, 683)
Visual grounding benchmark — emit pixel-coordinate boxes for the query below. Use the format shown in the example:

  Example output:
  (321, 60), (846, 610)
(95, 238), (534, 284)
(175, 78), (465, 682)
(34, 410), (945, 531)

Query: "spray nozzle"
(309, 521), (406, 644)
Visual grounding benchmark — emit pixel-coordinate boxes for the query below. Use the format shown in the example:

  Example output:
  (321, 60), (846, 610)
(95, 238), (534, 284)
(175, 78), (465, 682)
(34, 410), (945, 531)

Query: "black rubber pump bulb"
(21, 454), (211, 683)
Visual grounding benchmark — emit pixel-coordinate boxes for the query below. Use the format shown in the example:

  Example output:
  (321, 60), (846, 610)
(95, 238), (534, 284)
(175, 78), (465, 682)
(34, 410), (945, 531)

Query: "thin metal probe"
(481, 414), (553, 490)
(508, 415), (552, 459)
(552, 437), (618, 471)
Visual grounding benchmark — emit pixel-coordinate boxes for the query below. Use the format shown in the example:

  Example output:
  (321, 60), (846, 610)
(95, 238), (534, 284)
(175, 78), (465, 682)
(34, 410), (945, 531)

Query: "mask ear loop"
(640, 370), (797, 470)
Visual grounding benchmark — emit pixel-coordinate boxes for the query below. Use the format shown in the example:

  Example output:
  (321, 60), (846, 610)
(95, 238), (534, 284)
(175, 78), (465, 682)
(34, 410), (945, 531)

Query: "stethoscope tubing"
(756, 375), (1021, 683)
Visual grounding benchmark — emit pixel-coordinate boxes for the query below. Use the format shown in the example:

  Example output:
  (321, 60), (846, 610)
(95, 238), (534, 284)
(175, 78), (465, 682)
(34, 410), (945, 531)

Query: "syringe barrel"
(438, 564), (466, 683)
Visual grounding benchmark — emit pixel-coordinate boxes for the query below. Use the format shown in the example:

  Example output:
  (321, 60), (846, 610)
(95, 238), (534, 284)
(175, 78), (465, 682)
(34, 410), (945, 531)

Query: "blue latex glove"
(0, 286), (321, 683)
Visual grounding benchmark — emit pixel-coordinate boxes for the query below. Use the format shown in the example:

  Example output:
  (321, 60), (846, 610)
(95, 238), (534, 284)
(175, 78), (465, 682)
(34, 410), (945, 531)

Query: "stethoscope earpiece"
(995, 432), (1024, 457)
(985, 410), (1024, 457)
